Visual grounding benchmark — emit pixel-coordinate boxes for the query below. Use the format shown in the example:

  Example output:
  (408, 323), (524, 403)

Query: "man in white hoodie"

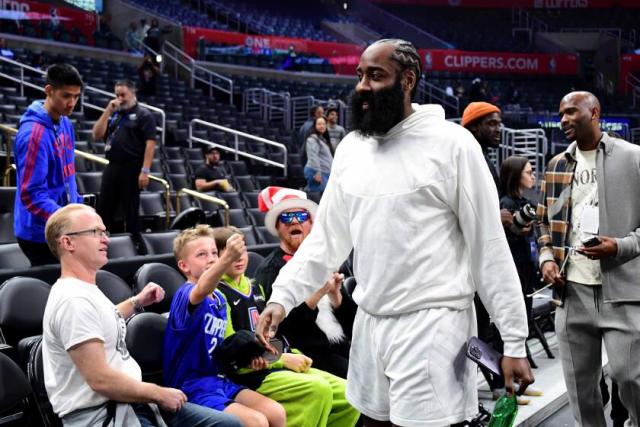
(256, 39), (533, 427)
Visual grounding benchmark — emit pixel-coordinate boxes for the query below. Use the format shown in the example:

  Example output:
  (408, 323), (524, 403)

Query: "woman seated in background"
(304, 116), (334, 193)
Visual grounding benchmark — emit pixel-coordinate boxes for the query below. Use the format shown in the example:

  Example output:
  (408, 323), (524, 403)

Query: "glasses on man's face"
(278, 211), (310, 225)
(64, 227), (110, 238)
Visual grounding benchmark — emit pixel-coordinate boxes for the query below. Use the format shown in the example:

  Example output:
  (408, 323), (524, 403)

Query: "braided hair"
(370, 39), (422, 97)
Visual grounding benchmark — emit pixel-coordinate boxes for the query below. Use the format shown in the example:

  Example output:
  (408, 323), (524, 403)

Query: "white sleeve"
(53, 297), (106, 351)
(268, 171), (353, 315)
(455, 136), (528, 358)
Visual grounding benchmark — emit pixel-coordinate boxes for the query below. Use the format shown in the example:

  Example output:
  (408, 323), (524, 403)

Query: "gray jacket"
(305, 133), (333, 174)
(593, 133), (640, 302)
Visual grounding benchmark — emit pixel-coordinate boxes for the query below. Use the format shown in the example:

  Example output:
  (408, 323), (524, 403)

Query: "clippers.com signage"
(420, 49), (578, 75)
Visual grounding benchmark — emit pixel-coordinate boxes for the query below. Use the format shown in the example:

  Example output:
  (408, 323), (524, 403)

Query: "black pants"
(17, 238), (57, 266)
(97, 160), (141, 235)
(474, 295), (505, 390)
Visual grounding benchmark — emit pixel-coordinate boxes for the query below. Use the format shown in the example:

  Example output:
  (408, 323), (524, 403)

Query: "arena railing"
(176, 188), (229, 226)
(162, 42), (234, 105)
(74, 149), (172, 228)
(626, 73), (640, 108)
(243, 88), (291, 129)
(417, 80), (460, 116)
(0, 124), (16, 186)
(0, 56), (167, 146)
(189, 119), (288, 177)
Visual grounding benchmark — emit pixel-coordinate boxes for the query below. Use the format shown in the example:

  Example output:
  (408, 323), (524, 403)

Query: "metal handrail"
(189, 119), (288, 177)
(163, 41), (234, 105)
(74, 150), (171, 228)
(417, 80), (460, 115)
(3, 164), (15, 187)
(0, 56), (166, 146)
(176, 188), (229, 226)
(0, 124), (17, 183)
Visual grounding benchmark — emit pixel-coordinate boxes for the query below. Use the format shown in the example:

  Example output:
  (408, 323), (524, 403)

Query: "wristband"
(130, 296), (145, 314)
(141, 167), (151, 174)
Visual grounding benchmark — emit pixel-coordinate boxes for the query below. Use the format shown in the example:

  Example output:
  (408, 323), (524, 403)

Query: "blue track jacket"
(14, 101), (82, 243)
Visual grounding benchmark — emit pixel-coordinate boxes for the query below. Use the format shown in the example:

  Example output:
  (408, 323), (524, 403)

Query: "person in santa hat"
(253, 186), (357, 379)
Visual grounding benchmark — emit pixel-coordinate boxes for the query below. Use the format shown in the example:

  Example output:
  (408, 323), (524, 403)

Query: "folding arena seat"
(254, 175), (274, 189)
(255, 226), (280, 245)
(165, 159), (187, 174)
(95, 270), (133, 305)
(76, 172), (103, 195)
(217, 192), (244, 210)
(238, 226), (259, 247)
(242, 191), (260, 209)
(246, 251), (265, 279)
(246, 208), (266, 227)
(0, 187), (16, 244)
(167, 173), (191, 191)
(0, 277), (50, 347)
(107, 234), (138, 259)
(139, 191), (172, 227)
(134, 263), (185, 314)
(140, 230), (180, 255)
(19, 336), (60, 426)
(150, 158), (163, 173)
(234, 175), (257, 192)
(226, 209), (250, 228)
(125, 312), (167, 384)
(0, 351), (34, 425)
(227, 161), (249, 176)
(0, 243), (30, 269)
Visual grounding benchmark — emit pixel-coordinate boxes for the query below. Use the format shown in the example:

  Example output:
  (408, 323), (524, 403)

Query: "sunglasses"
(278, 211), (310, 225)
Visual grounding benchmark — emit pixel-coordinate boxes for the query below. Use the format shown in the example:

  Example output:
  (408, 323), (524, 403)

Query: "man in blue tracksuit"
(13, 63), (84, 266)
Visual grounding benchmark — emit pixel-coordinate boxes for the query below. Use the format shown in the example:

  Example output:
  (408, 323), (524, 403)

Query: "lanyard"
(105, 112), (127, 149)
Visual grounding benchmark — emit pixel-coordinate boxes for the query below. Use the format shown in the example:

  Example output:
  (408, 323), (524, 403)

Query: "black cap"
(215, 330), (265, 372)
(204, 146), (220, 154)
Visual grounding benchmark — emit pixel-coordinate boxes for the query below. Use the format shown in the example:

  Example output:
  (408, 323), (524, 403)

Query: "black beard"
(349, 78), (406, 137)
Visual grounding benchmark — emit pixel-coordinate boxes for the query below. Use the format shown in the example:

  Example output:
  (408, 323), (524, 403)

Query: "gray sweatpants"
(556, 282), (640, 427)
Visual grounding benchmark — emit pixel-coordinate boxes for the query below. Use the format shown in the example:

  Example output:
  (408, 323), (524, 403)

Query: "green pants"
(256, 368), (359, 427)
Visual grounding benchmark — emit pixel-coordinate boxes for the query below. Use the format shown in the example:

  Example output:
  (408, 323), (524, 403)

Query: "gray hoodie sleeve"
(305, 135), (321, 172)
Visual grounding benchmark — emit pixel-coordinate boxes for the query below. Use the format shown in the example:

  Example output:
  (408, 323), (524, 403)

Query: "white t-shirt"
(42, 277), (142, 417)
(566, 147), (602, 285)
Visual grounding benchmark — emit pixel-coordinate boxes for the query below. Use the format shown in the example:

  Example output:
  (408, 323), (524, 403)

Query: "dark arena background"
(0, 0), (638, 425)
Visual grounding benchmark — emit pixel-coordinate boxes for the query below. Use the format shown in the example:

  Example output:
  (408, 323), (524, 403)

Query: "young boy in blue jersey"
(164, 225), (286, 427)
(213, 226), (360, 427)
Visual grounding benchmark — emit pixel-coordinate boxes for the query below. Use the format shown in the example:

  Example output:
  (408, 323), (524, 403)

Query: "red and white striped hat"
(258, 186), (318, 236)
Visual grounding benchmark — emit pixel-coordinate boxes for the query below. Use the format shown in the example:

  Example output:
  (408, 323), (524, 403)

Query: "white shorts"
(346, 306), (478, 426)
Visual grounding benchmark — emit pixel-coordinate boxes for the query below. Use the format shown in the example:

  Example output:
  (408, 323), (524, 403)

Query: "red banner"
(0, 1), (96, 42)
(372, 0), (640, 7)
(419, 49), (578, 75)
(183, 27), (364, 74)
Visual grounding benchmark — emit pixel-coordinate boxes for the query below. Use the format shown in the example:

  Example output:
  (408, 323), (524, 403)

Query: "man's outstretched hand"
(502, 356), (535, 395)
(255, 303), (286, 351)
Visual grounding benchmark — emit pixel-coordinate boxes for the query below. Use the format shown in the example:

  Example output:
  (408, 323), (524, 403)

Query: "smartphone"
(466, 336), (503, 378)
(262, 338), (284, 363)
(581, 236), (601, 247)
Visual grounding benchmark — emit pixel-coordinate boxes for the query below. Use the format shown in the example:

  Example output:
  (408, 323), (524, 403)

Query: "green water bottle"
(488, 394), (518, 427)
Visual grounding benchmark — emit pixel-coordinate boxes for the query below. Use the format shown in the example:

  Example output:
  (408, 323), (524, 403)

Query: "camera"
(513, 203), (536, 229)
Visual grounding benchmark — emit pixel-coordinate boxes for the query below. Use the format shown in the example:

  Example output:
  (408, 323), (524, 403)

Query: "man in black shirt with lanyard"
(92, 79), (156, 235)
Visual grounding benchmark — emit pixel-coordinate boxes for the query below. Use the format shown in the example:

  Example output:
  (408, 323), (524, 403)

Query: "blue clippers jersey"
(163, 283), (229, 390)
